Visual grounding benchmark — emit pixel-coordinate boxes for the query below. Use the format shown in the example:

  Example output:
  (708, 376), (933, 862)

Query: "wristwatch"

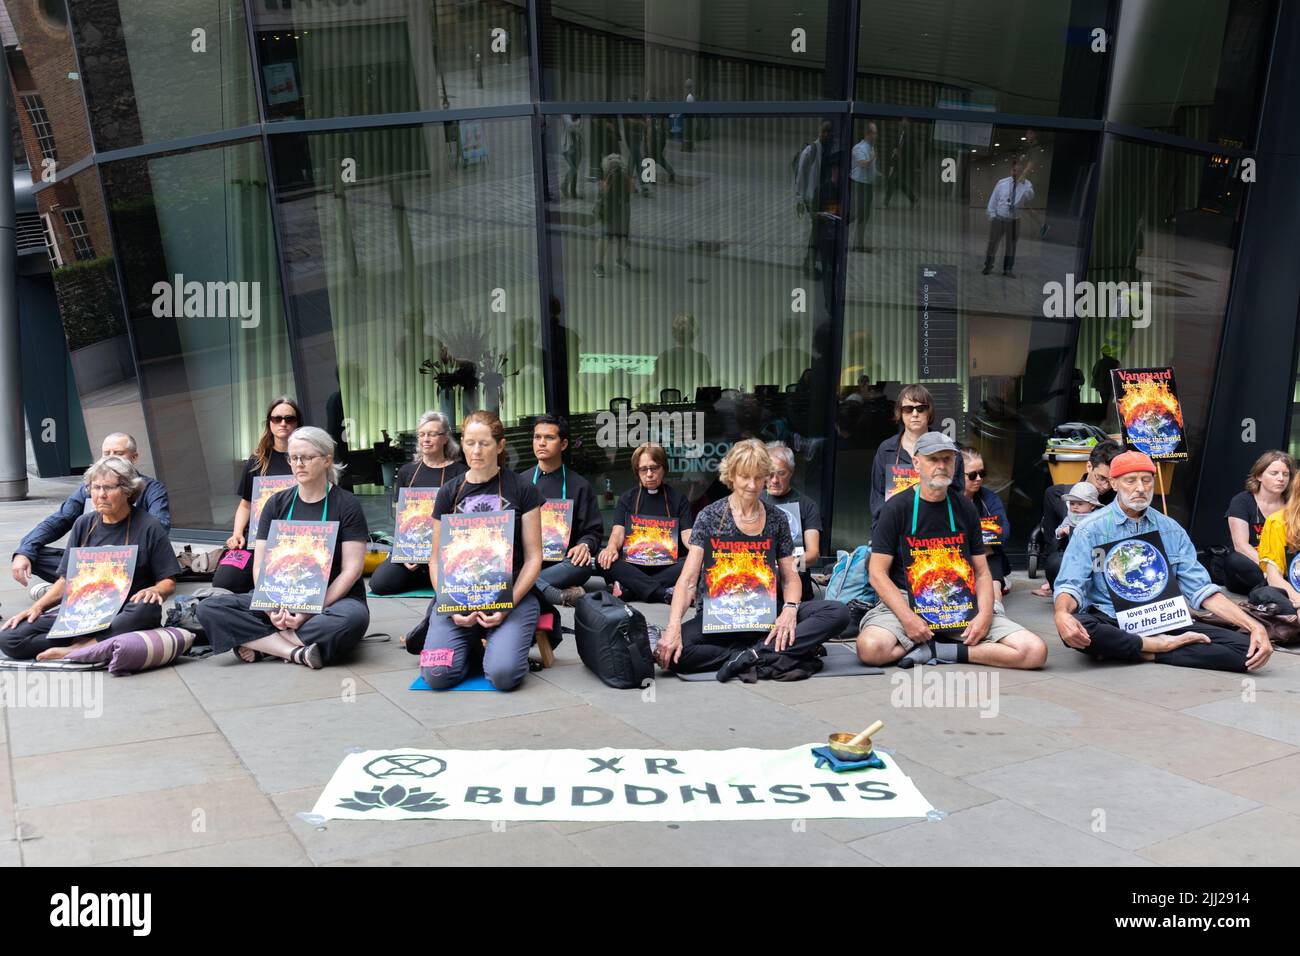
(783, 602), (799, 611)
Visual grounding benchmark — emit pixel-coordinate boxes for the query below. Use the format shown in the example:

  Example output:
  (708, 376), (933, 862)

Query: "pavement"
(2, 475), (1299, 866)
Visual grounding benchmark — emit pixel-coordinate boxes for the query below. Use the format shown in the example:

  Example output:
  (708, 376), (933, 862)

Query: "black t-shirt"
(613, 484), (694, 555)
(1225, 491), (1266, 548)
(763, 490), (823, 541)
(257, 484), (371, 603)
(237, 449), (292, 501)
(872, 487), (984, 595)
(434, 468), (543, 578)
(56, 511), (181, 593)
(396, 459), (467, 491)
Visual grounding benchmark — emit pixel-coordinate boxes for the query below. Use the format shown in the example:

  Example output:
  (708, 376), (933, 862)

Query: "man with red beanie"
(1053, 450), (1272, 672)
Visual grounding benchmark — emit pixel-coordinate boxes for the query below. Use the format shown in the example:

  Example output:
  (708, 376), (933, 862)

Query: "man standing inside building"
(10, 432), (170, 597)
(983, 156), (1035, 276)
(850, 122), (878, 252)
(521, 415), (603, 607)
(1053, 450), (1271, 672)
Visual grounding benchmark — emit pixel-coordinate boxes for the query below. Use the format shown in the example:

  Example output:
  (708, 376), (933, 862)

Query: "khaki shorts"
(857, 601), (1025, 653)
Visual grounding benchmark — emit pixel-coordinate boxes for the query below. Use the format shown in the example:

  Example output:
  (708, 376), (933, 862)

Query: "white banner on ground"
(311, 746), (934, 822)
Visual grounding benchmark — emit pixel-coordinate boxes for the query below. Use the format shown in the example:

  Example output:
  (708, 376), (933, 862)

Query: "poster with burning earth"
(540, 499), (573, 562)
(392, 488), (439, 563)
(980, 516), (1003, 546)
(250, 475), (298, 535)
(1111, 366), (1187, 460)
(903, 535), (977, 633)
(885, 464), (920, 501)
(702, 537), (778, 633)
(250, 520), (339, 613)
(624, 515), (678, 566)
(49, 546), (137, 639)
(436, 512), (515, 614)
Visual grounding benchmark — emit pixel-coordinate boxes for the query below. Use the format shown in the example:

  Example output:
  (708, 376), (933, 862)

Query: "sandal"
(289, 643), (323, 670)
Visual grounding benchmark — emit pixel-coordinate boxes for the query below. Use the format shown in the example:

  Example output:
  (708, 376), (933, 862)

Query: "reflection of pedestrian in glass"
(982, 156), (1034, 277)
(794, 120), (836, 277)
(647, 114), (677, 186)
(441, 95), (461, 169)
(653, 312), (714, 399)
(882, 116), (919, 208)
(850, 122), (878, 252)
(682, 78), (696, 151)
(561, 114), (583, 199)
(593, 153), (632, 278)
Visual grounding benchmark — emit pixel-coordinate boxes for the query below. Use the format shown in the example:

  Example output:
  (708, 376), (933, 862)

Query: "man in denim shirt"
(10, 433), (171, 593)
(1053, 451), (1270, 672)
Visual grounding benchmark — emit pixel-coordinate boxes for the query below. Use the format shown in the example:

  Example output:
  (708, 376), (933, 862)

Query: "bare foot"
(1143, 631), (1212, 655)
(234, 645), (258, 663)
(36, 638), (93, 661)
(1031, 583), (1052, 597)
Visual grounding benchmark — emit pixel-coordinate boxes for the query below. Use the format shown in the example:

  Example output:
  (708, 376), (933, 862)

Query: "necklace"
(733, 496), (762, 524)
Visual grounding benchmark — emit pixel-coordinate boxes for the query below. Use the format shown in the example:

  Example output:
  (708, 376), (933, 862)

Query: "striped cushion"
(64, 627), (195, 675)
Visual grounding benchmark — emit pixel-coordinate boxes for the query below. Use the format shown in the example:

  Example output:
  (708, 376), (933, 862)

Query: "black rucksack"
(573, 591), (654, 689)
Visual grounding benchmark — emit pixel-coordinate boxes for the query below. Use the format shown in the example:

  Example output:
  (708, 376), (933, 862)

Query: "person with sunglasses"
(197, 427), (370, 668)
(1031, 438), (1122, 597)
(369, 410), (467, 595)
(597, 442), (694, 604)
(869, 384), (965, 526)
(212, 396), (304, 594)
(2, 456), (181, 660)
(960, 447), (1011, 595)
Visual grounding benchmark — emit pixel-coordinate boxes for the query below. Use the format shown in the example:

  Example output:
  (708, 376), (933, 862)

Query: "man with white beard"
(1053, 451), (1271, 672)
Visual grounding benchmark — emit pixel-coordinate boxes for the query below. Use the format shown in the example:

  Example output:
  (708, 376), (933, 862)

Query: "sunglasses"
(900, 404), (930, 415)
(967, 470), (986, 480)
(269, 414), (299, 425)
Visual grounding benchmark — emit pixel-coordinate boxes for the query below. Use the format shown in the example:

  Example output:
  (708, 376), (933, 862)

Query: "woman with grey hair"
(371, 410), (467, 595)
(196, 427), (371, 668)
(762, 441), (823, 601)
(1, 456), (182, 660)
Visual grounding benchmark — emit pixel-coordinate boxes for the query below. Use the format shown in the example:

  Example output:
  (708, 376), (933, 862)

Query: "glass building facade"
(6, 0), (1295, 557)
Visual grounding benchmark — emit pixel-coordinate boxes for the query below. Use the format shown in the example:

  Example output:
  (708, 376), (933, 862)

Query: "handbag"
(1237, 601), (1300, 646)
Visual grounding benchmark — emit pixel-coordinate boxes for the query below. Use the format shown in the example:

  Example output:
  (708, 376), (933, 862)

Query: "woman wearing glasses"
(197, 427), (370, 668)
(597, 442), (695, 604)
(1, 456), (181, 660)
(370, 410), (467, 595)
(960, 447), (1011, 595)
(417, 411), (544, 691)
(869, 384), (964, 525)
(212, 396), (304, 593)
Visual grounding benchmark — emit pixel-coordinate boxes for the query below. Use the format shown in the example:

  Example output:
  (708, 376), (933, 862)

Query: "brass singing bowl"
(828, 732), (874, 762)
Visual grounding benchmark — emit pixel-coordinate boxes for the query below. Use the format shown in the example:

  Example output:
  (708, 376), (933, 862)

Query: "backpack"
(826, 545), (876, 606)
(573, 591), (654, 690)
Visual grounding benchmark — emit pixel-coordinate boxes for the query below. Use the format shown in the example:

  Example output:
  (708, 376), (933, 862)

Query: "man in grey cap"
(856, 432), (1047, 669)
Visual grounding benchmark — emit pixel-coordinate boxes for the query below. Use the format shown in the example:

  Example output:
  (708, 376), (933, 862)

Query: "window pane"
(1108, 0), (1275, 146)
(550, 113), (839, 530)
(268, 118), (544, 529)
(250, 0), (530, 120)
(855, 0), (1109, 119)
(7, 1), (93, 167)
(69, 0), (258, 151)
(834, 117), (1097, 552)
(98, 142), (296, 530)
(544, 1), (838, 101)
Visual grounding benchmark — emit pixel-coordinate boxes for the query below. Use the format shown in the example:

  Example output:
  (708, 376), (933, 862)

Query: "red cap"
(1109, 450), (1157, 478)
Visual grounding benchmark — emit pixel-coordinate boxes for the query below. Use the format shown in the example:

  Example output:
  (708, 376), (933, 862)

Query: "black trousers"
(1249, 584), (1297, 614)
(1224, 551), (1265, 594)
(0, 601), (162, 660)
(670, 600), (850, 674)
(194, 592), (370, 666)
(605, 557), (684, 602)
(369, 557), (431, 595)
(1072, 610), (1250, 673)
(1045, 550), (1064, 586)
(984, 217), (1020, 272)
(851, 181), (874, 248)
(23, 546), (65, 585)
(211, 551), (255, 593)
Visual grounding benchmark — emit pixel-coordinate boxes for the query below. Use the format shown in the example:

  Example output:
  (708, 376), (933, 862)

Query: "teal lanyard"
(286, 484), (330, 522)
(911, 488), (955, 535)
(532, 464), (566, 499)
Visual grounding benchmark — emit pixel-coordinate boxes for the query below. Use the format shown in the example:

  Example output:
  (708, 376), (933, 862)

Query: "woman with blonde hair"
(654, 439), (849, 680)
(1222, 450), (1293, 594)
(1255, 469), (1300, 612)
(597, 442), (694, 603)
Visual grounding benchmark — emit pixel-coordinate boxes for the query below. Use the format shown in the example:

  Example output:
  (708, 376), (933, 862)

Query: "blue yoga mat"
(410, 674), (497, 692)
(369, 589), (437, 598)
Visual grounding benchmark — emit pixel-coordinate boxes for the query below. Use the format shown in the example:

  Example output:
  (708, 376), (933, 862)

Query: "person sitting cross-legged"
(856, 432), (1047, 670)
(1053, 450), (1271, 673)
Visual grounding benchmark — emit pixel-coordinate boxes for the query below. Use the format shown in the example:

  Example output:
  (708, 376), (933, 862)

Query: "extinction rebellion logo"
(337, 753), (450, 814)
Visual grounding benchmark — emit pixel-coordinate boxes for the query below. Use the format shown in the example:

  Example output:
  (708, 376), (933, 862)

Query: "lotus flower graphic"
(337, 784), (448, 813)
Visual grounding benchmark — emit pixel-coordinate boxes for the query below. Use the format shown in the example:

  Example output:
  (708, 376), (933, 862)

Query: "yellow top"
(1257, 511), (1294, 578)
